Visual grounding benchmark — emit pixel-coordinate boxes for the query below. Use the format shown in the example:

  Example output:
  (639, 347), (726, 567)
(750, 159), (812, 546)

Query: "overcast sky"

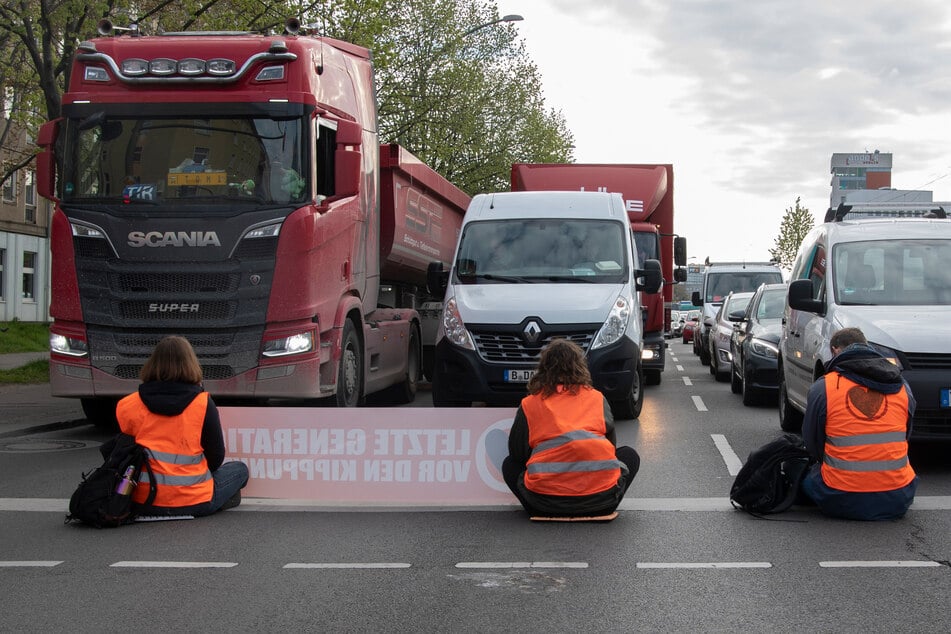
(494, 0), (951, 263)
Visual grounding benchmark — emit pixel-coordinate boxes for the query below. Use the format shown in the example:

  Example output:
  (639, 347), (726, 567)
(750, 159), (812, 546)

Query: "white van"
(427, 191), (661, 419)
(778, 206), (951, 439)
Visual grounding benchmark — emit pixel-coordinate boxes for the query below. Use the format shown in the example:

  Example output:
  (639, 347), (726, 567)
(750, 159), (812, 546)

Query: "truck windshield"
(834, 239), (951, 305)
(454, 219), (628, 283)
(705, 271), (783, 303)
(62, 113), (306, 208)
(633, 230), (659, 266)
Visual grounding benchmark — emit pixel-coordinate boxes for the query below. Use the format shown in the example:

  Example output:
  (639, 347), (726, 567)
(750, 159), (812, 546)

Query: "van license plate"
(942, 389), (950, 408)
(504, 369), (535, 383)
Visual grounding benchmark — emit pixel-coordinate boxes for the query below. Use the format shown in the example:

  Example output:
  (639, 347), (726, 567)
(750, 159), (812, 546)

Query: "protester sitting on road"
(116, 336), (248, 517)
(501, 339), (639, 517)
(800, 327), (917, 520)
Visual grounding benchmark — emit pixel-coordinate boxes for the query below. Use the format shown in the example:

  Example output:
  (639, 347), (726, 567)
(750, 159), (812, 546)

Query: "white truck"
(426, 191), (661, 419)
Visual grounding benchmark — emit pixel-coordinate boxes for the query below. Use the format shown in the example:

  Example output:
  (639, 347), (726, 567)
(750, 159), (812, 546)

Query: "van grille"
(903, 353), (951, 370)
(472, 331), (594, 363)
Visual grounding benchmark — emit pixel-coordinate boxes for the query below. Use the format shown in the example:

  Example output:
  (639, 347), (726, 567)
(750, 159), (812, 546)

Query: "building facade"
(829, 151), (893, 209)
(1, 124), (50, 322)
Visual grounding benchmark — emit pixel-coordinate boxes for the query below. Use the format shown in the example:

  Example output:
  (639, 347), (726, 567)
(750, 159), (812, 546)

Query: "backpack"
(65, 433), (157, 528)
(730, 433), (811, 515)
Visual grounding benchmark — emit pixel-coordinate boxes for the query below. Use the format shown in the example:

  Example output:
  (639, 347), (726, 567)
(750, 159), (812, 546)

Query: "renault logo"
(523, 320), (542, 343)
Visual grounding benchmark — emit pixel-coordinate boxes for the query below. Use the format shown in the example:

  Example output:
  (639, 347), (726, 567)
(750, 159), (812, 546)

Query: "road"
(2, 341), (950, 632)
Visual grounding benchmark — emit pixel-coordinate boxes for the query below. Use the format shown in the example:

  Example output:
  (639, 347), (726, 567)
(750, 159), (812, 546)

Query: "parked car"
(709, 291), (754, 381)
(668, 310), (682, 338)
(682, 312), (700, 344)
(730, 283), (787, 405)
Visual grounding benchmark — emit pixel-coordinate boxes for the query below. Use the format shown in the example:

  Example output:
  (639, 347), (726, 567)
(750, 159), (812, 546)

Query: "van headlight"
(442, 297), (475, 350)
(592, 295), (631, 350)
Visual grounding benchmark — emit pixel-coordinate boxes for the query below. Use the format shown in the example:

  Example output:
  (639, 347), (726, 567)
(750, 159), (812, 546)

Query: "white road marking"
(637, 562), (772, 569)
(0, 561), (62, 567)
(711, 434), (744, 476)
(671, 357), (678, 362)
(284, 563), (411, 569)
(110, 561), (238, 568)
(692, 395), (708, 411)
(676, 365), (684, 371)
(455, 562), (588, 569)
(683, 377), (693, 386)
(819, 560), (941, 568)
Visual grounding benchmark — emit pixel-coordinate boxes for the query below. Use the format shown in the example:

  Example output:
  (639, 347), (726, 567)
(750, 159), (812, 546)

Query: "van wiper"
(538, 275), (599, 283)
(472, 273), (533, 283)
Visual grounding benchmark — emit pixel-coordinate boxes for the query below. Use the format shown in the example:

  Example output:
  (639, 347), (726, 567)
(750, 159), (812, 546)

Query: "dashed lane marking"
(110, 561), (238, 568)
(683, 377), (693, 386)
(676, 365), (684, 371)
(819, 560), (942, 568)
(711, 434), (743, 476)
(284, 563), (411, 569)
(637, 562), (772, 569)
(0, 561), (62, 567)
(456, 562), (588, 569)
(692, 395), (708, 411)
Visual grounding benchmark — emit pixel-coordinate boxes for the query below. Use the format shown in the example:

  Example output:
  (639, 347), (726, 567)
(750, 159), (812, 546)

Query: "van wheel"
(610, 366), (644, 420)
(336, 319), (363, 408)
(778, 369), (803, 432)
(81, 398), (119, 431)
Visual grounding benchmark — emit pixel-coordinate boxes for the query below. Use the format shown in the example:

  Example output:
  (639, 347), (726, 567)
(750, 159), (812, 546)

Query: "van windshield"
(705, 271), (783, 303)
(833, 239), (951, 305)
(454, 219), (628, 283)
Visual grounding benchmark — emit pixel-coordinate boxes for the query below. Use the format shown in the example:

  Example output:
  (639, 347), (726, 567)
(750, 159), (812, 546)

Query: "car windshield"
(756, 288), (786, 320)
(62, 112), (307, 208)
(723, 293), (752, 320)
(454, 218), (628, 283)
(706, 271), (783, 303)
(833, 239), (951, 305)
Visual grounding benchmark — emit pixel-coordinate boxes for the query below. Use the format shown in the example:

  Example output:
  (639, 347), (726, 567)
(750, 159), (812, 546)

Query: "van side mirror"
(673, 268), (687, 283)
(636, 259), (662, 294)
(427, 261), (448, 298)
(788, 279), (823, 314)
(673, 236), (687, 266)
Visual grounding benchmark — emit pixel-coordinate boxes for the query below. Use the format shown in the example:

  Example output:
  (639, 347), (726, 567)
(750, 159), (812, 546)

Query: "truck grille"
(113, 272), (240, 294)
(119, 300), (235, 321)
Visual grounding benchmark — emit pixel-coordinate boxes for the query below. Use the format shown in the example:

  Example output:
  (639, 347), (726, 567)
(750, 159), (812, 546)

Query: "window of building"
(25, 170), (36, 209)
(0, 248), (5, 301)
(22, 251), (35, 301)
(2, 171), (15, 203)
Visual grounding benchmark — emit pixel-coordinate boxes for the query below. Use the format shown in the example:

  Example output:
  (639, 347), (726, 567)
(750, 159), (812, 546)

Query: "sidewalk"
(0, 351), (49, 371)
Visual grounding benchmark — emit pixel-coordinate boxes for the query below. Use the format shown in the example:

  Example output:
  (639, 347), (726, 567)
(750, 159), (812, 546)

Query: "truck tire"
(610, 366), (644, 420)
(336, 319), (363, 408)
(386, 324), (420, 405)
(81, 397), (119, 431)
(778, 368), (803, 432)
(645, 369), (661, 386)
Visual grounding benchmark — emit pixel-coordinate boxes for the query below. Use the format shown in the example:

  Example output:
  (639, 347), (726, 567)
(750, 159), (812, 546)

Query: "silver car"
(709, 291), (753, 382)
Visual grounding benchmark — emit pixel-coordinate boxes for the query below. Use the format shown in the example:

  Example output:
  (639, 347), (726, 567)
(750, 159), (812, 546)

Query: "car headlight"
(749, 337), (779, 359)
(868, 342), (902, 369)
(592, 295), (631, 350)
(442, 297), (475, 350)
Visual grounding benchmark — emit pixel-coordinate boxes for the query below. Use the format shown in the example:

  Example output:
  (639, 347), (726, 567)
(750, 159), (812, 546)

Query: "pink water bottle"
(116, 465), (136, 495)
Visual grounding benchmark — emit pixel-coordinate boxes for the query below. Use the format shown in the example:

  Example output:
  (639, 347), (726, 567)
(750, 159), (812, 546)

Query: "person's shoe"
(220, 490), (241, 511)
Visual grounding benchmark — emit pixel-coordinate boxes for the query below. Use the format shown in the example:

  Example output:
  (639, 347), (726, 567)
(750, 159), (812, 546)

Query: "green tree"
(769, 197), (814, 270)
(0, 0), (572, 195)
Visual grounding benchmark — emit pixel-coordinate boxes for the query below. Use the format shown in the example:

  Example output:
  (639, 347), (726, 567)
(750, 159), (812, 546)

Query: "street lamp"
(462, 14), (524, 37)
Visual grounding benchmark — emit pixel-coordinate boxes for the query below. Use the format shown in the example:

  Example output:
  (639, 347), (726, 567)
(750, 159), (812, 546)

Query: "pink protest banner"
(218, 407), (517, 506)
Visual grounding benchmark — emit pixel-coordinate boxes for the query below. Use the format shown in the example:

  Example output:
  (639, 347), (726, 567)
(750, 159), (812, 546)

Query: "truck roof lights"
(84, 67), (110, 82)
(207, 59), (236, 76)
(120, 59), (149, 76)
(178, 58), (206, 76)
(149, 58), (177, 75)
(256, 66), (286, 81)
(79, 49), (294, 84)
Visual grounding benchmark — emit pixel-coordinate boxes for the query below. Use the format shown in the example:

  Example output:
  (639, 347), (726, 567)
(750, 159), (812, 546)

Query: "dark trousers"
(502, 446), (640, 516)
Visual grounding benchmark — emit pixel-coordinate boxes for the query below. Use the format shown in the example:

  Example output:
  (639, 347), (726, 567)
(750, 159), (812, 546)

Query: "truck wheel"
(778, 369), (803, 432)
(336, 319), (363, 408)
(81, 397), (119, 431)
(388, 324), (420, 405)
(645, 369), (661, 386)
(610, 366), (644, 420)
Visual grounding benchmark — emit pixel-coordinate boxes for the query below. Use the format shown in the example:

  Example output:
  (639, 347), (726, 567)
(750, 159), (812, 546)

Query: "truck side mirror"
(427, 261), (448, 297)
(674, 236), (687, 266)
(36, 119), (60, 202)
(332, 119), (363, 198)
(788, 279), (824, 314)
(692, 291), (702, 306)
(673, 267), (687, 283)
(636, 259), (662, 294)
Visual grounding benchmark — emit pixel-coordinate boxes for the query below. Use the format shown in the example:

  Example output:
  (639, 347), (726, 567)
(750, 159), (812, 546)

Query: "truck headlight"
(592, 295), (631, 350)
(262, 331), (314, 357)
(50, 333), (88, 357)
(442, 297), (475, 350)
(641, 341), (661, 361)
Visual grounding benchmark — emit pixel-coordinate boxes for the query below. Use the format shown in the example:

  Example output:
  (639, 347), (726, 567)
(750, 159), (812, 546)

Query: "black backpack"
(66, 433), (157, 528)
(730, 433), (811, 515)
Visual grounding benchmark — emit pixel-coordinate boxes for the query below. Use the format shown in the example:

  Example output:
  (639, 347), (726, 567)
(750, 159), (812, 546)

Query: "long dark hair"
(526, 339), (592, 397)
(140, 336), (203, 385)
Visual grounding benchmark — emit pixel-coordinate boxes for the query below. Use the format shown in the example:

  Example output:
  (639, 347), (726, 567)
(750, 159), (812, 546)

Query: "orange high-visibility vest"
(820, 373), (915, 493)
(522, 386), (622, 497)
(117, 391), (214, 507)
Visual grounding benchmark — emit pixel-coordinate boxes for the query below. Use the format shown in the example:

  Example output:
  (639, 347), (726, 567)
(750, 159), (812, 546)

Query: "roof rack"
(825, 202), (948, 222)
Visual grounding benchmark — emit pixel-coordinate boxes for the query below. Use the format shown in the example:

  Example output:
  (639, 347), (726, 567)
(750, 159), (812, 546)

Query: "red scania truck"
(511, 163), (686, 385)
(35, 20), (469, 423)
